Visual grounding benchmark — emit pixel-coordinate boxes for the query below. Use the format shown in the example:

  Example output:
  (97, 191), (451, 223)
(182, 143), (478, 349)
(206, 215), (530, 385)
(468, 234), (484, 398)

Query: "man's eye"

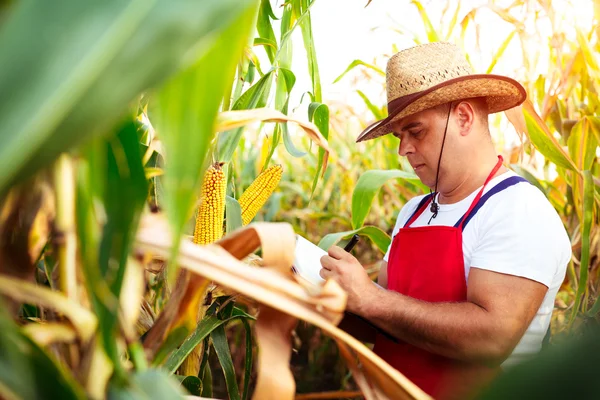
(409, 130), (423, 138)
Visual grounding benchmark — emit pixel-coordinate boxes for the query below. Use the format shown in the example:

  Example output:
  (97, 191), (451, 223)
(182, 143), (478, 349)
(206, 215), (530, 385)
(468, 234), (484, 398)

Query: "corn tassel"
(193, 162), (226, 244)
(239, 165), (283, 226)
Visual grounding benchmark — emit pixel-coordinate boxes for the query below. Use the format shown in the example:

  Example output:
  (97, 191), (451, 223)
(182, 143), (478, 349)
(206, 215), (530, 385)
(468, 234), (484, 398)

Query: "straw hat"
(356, 42), (527, 142)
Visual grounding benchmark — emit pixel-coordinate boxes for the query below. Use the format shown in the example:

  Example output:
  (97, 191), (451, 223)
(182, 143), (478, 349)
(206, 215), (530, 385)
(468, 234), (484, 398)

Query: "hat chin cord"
(428, 102), (453, 225)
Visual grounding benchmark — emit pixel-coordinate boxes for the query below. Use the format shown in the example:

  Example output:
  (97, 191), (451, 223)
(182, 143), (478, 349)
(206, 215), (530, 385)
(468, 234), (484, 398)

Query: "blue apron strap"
(454, 176), (530, 231)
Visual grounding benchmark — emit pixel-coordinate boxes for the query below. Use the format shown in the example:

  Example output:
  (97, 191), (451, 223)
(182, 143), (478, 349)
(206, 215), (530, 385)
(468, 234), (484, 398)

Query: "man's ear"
(454, 101), (476, 135)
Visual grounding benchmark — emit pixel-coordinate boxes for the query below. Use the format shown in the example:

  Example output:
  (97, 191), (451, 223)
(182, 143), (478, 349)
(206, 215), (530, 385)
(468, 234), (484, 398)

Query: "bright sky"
(282, 0), (593, 121)
(263, 0), (594, 157)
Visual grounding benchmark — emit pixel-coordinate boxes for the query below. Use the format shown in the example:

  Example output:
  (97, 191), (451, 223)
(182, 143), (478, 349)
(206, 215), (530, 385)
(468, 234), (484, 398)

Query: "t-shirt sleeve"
(383, 196), (423, 263)
(469, 187), (571, 287)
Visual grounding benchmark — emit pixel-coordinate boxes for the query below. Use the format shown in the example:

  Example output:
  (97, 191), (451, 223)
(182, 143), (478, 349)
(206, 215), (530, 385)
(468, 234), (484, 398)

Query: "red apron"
(374, 157), (504, 399)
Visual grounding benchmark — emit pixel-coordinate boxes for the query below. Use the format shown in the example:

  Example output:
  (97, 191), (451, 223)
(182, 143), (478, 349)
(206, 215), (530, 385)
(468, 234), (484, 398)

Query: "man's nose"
(398, 138), (414, 156)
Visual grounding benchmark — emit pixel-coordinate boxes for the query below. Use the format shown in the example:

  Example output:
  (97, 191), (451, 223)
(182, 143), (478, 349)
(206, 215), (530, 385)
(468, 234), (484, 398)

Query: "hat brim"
(356, 74), (527, 143)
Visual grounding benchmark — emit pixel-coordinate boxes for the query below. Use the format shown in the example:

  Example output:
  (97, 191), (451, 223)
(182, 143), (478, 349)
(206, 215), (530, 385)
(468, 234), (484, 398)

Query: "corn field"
(0, 0), (598, 399)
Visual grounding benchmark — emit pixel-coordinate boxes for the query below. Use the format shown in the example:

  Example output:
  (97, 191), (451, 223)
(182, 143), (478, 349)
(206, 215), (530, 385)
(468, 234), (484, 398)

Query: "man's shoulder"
(484, 173), (557, 215)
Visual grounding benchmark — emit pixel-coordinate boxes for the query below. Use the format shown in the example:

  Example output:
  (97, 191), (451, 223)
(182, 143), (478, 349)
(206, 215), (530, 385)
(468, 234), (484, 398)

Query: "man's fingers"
(319, 267), (333, 280)
(320, 255), (336, 271)
(328, 245), (349, 260)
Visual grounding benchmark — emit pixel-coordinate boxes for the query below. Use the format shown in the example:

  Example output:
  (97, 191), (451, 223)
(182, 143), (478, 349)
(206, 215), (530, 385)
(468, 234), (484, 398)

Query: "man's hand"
(319, 245), (376, 313)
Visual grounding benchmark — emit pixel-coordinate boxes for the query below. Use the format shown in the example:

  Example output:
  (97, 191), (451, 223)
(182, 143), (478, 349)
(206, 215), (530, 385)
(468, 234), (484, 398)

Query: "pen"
(343, 234), (360, 252)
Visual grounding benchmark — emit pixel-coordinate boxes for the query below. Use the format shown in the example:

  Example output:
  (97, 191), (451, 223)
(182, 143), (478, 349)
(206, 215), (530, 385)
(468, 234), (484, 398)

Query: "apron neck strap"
(457, 155), (504, 229)
(404, 155), (504, 228)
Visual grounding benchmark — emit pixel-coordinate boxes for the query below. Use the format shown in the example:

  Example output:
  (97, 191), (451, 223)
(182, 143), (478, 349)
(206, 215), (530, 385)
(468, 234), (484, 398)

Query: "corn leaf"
(241, 318), (254, 400)
(177, 375), (202, 396)
(226, 195), (243, 234)
(0, 0), (257, 194)
(445, 1), (461, 40)
(278, 69), (308, 159)
(216, 108), (331, 155)
(351, 169), (421, 230)
(568, 117), (600, 171)
(298, 0), (322, 102)
(0, 276), (97, 342)
(309, 102), (330, 199)
(0, 304), (85, 400)
(577, 28), (600, 76)
(256, 0), (278, 63)
(523, 103), (579, 173)
(108, 369), (187, 400)
(318, 226), (391, 254)
(410, 0), (441, 42)
(218, 70), (275, 163)
(570, 170), (595, 321)
(332, 60), (385, 84)
(152, 326), (190, 368)
(356, 90), (385, 120)
(212, 325), (241, 400)
(162, 316), (223, 373)
(152, 0), (258, 283)
(486, 31), (516, 73)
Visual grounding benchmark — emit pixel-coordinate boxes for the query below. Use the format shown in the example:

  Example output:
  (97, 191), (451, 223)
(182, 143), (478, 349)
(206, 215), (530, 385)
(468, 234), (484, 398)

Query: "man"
(319, 42), (571, 399)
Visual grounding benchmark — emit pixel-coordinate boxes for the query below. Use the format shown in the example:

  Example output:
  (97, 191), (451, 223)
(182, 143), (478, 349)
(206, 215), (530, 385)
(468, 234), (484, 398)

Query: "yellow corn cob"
(194, 162), (226, 244)
(239, 164), (283, 226)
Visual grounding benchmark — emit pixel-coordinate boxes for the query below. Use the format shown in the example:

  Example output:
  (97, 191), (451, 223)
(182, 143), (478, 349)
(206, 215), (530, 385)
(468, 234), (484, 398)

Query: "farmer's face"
(390, 106), (457, 189)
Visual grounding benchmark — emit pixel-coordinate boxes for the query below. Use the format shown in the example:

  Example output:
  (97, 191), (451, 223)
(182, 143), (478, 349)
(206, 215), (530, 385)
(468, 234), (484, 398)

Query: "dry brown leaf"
(0, 275), (97, 342)
(135, 214), (430, 400)
(21, 322), (77, 346)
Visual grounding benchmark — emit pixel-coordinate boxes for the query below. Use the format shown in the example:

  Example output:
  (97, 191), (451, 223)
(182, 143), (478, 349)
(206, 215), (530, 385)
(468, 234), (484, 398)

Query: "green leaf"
(486, 31), (516, 73)
(276, 69), (306, 159)
(218, 70), (275, 163)
(0, 0), (258, 194)
(568, 117), (599, 171)
(241, 319), (253, 400)
(309, 102), (330, 199)
(445, 1), (461, 40)
(180, 376), (202, 396)
(476, 325), (600, 400)
(108, 369), (187, 400)
(152, 326), (190, 368)
(318, 226), (391, 254)
(570, 170), (594, 321)
(0, 302), (85, 400)
(256, 0), (278, 63)
(410, 0), (441, 42)
(164, 316), (228, 374)
(351, 169), (421, 229)
(332, 59), (385, 84)
(253, 37), (278, 50)
(226, 195), (243, 234)
(356, 90), (385, 120)
(211, 325), (241, 400)
(152, 0), (258, 282)
(523, 108), (578, 172)
(298, 0), (321, 102)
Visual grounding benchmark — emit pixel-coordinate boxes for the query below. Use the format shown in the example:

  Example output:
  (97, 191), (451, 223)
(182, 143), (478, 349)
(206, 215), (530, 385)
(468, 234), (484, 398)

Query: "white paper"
(292, 234), (327, 285)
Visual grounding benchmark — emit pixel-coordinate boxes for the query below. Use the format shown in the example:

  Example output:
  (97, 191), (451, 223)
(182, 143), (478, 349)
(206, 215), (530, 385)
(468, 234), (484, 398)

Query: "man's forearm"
(357, 287), (517, 364)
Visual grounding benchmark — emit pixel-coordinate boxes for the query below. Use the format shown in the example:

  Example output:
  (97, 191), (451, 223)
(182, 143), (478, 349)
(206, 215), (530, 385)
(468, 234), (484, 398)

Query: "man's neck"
(437, 154), (505, 205)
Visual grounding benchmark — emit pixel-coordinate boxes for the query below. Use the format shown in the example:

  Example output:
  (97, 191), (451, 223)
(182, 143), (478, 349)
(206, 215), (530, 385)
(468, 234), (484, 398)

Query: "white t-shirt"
(382, 170), (571, 368)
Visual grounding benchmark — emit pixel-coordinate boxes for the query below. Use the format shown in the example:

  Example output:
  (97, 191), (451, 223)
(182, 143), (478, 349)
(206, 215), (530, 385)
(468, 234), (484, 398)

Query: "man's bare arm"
(356, 267), (547, 364)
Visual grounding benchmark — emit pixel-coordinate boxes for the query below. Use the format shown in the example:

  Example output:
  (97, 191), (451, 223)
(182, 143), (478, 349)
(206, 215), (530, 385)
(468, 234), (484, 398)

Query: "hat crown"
(385, 42), (473, 104)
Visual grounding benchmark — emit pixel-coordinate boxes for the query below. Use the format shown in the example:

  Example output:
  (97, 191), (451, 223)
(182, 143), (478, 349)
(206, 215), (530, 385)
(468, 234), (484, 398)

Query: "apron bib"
(374, 156), (511, 399)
